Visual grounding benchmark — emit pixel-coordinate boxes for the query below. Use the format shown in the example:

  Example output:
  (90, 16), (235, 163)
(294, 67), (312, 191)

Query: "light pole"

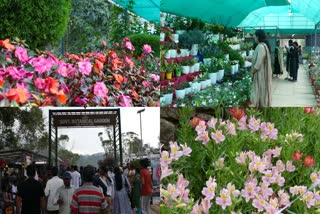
(137, 108), (145, 155)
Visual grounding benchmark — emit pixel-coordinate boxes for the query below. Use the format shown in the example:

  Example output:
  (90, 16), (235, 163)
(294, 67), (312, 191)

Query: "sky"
(41, 107), (160, 155)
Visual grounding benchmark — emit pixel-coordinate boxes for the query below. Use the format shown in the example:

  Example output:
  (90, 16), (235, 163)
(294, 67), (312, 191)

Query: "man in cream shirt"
(56, 172), (76, 214)
(45, 167), (64, 214)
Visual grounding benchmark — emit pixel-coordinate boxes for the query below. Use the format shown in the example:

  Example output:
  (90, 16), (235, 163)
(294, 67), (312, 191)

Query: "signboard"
(53, 114), (117, 127)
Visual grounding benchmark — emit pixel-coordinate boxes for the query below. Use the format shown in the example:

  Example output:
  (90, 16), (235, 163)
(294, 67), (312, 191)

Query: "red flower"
(131, 89), (139, 101)
(56, 90), (67, 105)
(94, 59), (103, 74)
(0, 39), (15, 51)
(229, 107), (246, 120)
(45, 77), (59, 94)
(304, 107), (315, 114)
(304, 155), (315, 167)
(0, 78), (3, 88)
(190, 117), (203, 128)
(292, 151), (303, 162)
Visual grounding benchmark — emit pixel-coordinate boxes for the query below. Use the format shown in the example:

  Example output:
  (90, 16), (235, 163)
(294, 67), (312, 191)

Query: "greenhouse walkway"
(271, 65), (317, 107)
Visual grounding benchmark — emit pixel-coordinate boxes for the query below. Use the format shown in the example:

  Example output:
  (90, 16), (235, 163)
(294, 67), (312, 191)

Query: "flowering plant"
(0, 38), (159, 107)
(161, 107), (320, 213)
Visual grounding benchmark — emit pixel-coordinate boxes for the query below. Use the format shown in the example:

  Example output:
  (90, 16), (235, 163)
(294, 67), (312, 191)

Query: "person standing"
(245, 30), (272, 107)
(56, 172), (75, 214)
(71, 165), (81, 188)
(285, 40), (296, 81)
(113, 167), (133, 214)
(291, 42), (299, 82)
(45, 166), (64, 214)
(132, 166), (142, 214)
(273, 40), (284, 78)
(94, 166), (114, 213)
(140, 159), (153, 214)
(70, 165), (108, 214)
(16, 165), (46, 214)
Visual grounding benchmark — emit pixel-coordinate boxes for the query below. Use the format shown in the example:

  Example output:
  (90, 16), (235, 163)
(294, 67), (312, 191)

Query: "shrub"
(127, 34), (160, 57)
(0, 0), (72, 49)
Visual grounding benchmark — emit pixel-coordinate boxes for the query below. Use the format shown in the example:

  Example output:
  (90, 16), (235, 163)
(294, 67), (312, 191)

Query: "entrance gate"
(48, 109), (122, 167)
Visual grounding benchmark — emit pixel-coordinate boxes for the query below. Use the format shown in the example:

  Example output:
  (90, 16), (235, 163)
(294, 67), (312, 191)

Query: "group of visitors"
(244, 29), (303, 107)
(0, 158), (153, 214)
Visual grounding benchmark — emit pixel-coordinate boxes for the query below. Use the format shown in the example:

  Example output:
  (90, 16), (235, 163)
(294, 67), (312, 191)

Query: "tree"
(98, 128), (114, 156)
(58, 134), (79, 165)
(0, 0), (72, 49)
(122, 131), (142, 156)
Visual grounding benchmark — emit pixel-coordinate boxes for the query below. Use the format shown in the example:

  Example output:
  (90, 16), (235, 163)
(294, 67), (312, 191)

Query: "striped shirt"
(70, 183), (107, 214)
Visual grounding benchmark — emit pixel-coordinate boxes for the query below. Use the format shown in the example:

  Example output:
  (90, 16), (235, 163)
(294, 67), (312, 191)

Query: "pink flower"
(214, 157), (225, 169)
(248, 116), (260, 132)
(57, 63), (68, 77)
(142, 80), (152, 89)
(61, 83), (70, 94)
(101, 40), (107, 47)
(271, 147), (282, 157)
(191, 202), (202, 214)
(201, 198), (211, 214)
(150, 74), (160, 82)
(302, 191), (315, 208)
(160, 151), (171, 166)
(94, 82), (108, 97)
(181, 143), (192, 156)
(207, 117), (217, 129)
(261, 122), (278, 140)
(235, 152), (247, 165)
(34, 77), (46, 90)
(211, 130), (225, 144)
(125, 56), (134, 67)
(275, 174), (285, 186)
(289, 185), (300, 196)
(169, 141), (183, 160)
(310, 172), (319, 183)
(278, 190), (290, 207)
(262, 170), (276, 185)
(249, 157), (266, 173)
(227, 183), (240, 197)
(286, 161), (296, 172)
(261, 182), (273, 199)
(160, 165), (173, 180)
(238, 116), (247, 130)
(78, 61), (92, 75)
(6, 66), (24, 80)
(15, 46), (28, 63)
(226, 120), (236, 135)
(195, 120), (207, 134)
(32, 55), (53, 74)
(216, 189), (232, 210)
(195, 131), (210, 145)
(201, 177), (217, 200)
(143, 44), (152, 54)
(167, 183), (179, 200)
(275, 160), (285, 173)
(125, 41), (135, 51)
(252, 196), (267, 212)
(241, 179), (260, 202)
(118, 94), (131, 107)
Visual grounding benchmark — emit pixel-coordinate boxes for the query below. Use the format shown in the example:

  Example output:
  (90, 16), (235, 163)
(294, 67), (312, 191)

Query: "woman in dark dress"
(273, 40), (283, 78)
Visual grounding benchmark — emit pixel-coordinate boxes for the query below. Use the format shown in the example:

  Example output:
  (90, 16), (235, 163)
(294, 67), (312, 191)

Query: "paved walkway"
(271, 65), (317, 107)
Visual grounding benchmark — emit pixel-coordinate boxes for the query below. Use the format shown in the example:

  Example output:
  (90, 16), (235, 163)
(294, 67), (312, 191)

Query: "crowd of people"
(0, 158), (153, 214)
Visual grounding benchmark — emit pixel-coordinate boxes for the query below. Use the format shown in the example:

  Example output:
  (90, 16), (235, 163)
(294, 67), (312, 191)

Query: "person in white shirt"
(45, 166), (64, 214)
(56, 172), (75, 214)
(71, 165), (81, 188)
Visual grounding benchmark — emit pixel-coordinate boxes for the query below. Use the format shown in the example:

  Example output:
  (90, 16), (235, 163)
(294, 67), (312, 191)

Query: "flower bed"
(161, 107), (320, 213)
(0, 38), (159, 106)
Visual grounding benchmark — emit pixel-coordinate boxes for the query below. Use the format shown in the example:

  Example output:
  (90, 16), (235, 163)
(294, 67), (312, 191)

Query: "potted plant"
(193, 59), (200, 72)
(191, 76), (201, 93)
(160, 61), (166, 80)
(183, 81), (192, 95)
(206, 59), (217, 84)
(175, 65), (182, 77)
(162, 84), (174, 105)
(189, 59), (196, 73)
(216, 58), (225, 81)
(175, 82), (186, 99)
(166, 62), (175, 80)
(180, 58), (193, 74)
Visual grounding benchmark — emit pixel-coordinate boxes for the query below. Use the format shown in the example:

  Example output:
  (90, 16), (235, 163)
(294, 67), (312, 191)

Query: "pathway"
(271, 65), (317, 107)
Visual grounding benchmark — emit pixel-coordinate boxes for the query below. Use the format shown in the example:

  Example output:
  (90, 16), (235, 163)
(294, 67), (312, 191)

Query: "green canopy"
(114, 0), (160, 22)
(161, 0), (320, 33)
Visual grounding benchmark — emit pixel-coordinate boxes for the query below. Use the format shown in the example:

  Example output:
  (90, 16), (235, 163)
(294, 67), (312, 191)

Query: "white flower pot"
(185, 87), (191, 95)
(176, 30), (186, 35)
(175, 89), (185, 99)
(224, 54), (229, 61)
(185, 50), (190, 56)
(241, 51), (246, 58)
(182, 66), (190, 74)
(190, 65), (195, 73)
(218, 69), (224, 81)
(165, 51), (171, 59)
(170, 49), (177, 58)
(194, 63), (200, 72)
(236, 63), (239, 72)
(171, 34), (179, 43)
(201, 80), (207, 89)
(160, 33), (165, 42)
(231, 65), (237, 74)
(191, 82), (198, 93)
(209, 72), (217, 84)
(160, 96), (166, 105)
(206, 79), (211, 87)
(164, 93), (173, 105)
(191, 44), (198, 56)
(203, 58), (211, 65)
